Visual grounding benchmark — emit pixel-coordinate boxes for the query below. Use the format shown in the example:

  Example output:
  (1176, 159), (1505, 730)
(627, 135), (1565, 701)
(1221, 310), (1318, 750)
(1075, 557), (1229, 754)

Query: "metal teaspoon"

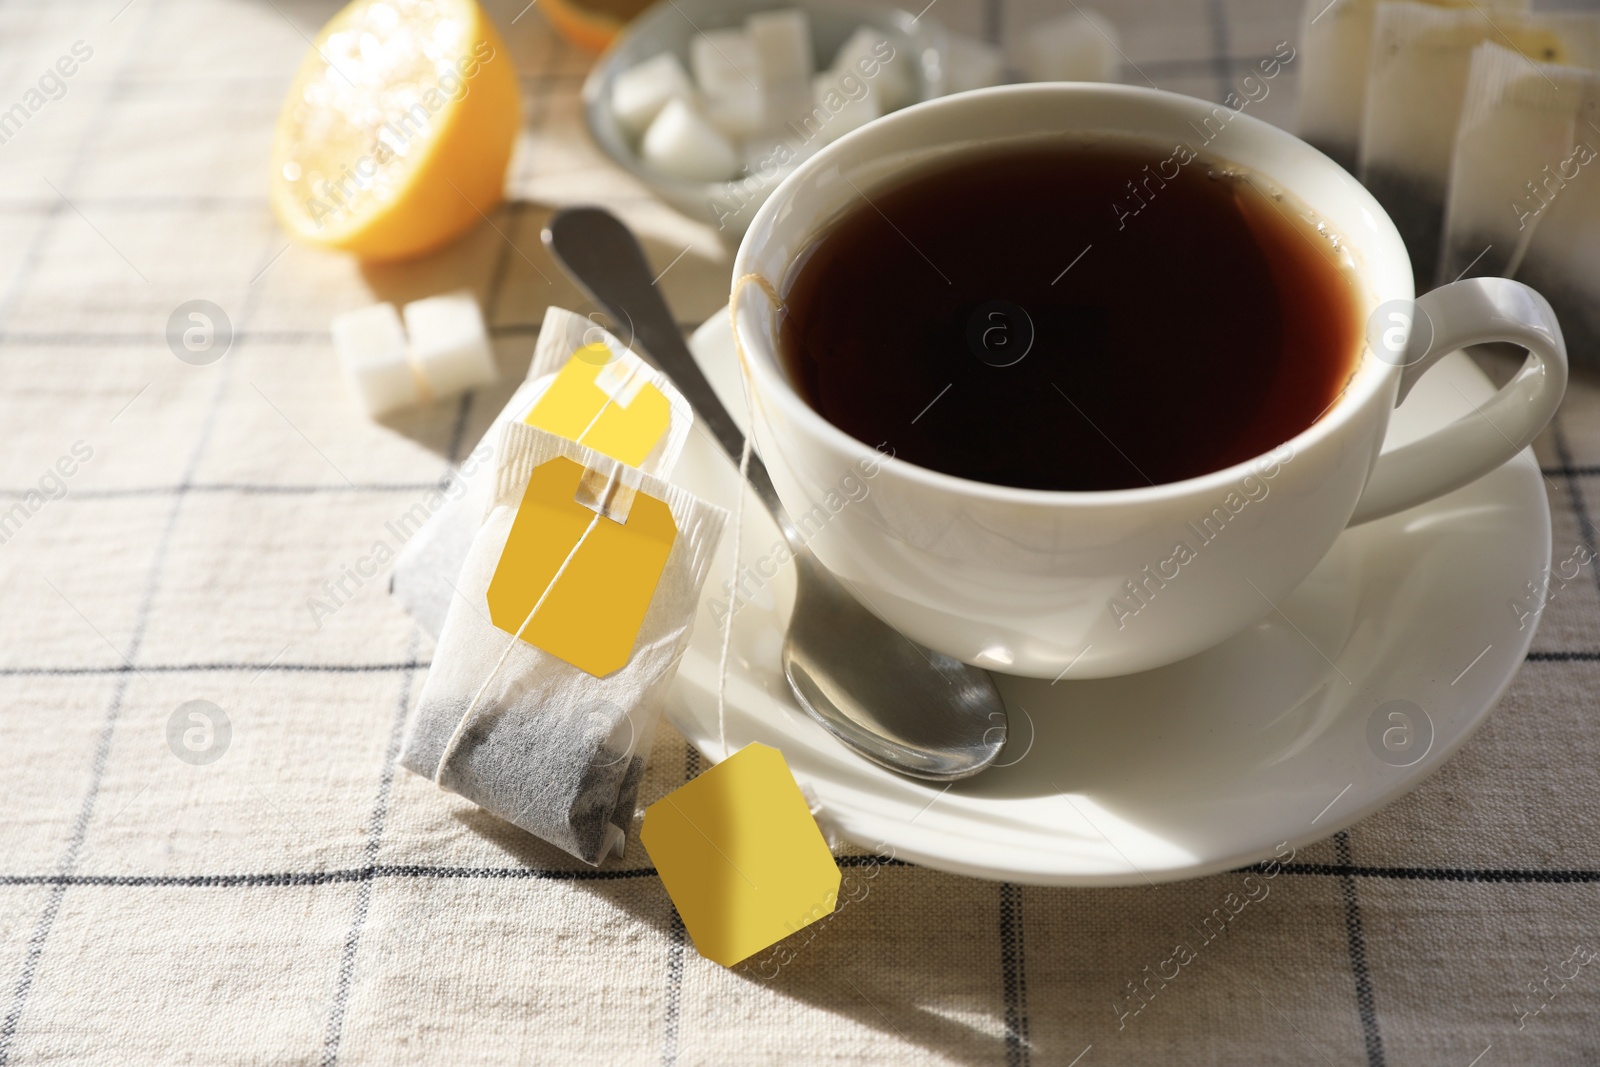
(543, 206), (1007, 780)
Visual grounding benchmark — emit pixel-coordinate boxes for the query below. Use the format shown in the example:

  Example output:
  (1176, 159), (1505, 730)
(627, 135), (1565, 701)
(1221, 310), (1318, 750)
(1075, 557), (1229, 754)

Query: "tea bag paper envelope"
(641, 743), (841, 968)
(1441, 46), (1600, 359)
(399, 422), (726, 865)
(1294, 0), (1530, 170)
(389, 305), (693, 638)
(1358, 2), (1600, 284)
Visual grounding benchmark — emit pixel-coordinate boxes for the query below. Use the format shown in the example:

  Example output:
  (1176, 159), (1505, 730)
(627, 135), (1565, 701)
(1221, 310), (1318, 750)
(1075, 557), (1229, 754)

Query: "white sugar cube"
(1019, 10), (1122, 83)
(832, 27), (912, 111)
(611, 52), (694, 135)
(749, 9), (813, 85)
(811, 70), (883, 144)
(332, 303), (415, 418)
(705, 85), (766, 139)
(641, 97), (740, 181)
(402, 291), (497, 399)
(946, 33), (1005, 93)
(762, 78), (815, 132)
(691, 30), (762, 98)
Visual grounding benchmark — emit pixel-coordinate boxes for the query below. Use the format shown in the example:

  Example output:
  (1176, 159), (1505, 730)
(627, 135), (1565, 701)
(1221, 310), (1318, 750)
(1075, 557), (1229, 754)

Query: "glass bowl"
(582, 0), (947, 239)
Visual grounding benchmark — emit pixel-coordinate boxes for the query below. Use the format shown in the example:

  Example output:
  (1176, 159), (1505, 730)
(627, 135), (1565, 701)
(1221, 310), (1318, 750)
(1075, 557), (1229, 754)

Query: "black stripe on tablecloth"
(320, 635), (420, 1067)
(0, 661), (431, 677)
(999, 882), (1030, 1067)
(661, 911), (687, 1067)
(661, 743), (701, 1067)
(2, 648), (1596, 679)
(0, 319), (697, 348)
(0, 482), (443, 499)
(0, 866), (663, 888)
(0, 324), (543, 347)
(1334, 833), (1387, 1067)
(1551, 415), (1600, 603)
(1278, 864), (1600, 883)
(4, 855), (1599, 891)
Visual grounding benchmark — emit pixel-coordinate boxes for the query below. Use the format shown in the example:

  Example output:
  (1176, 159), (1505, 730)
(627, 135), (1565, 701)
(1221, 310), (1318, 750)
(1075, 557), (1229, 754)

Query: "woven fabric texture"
(0, 0), (1596, 1064)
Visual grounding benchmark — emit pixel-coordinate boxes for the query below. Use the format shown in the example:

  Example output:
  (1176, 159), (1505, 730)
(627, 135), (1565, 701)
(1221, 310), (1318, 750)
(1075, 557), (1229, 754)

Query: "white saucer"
(663, 311), (1552, 886)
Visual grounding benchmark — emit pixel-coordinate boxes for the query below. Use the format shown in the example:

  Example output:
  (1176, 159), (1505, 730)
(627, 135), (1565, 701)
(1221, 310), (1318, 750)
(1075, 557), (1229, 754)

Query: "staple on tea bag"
(399, 422), (727, 865)
(1440, 43), (1600, 362)
(1295, 0), (1530, 172)
(1358, 2), (1600, 287)
(389, 305), (692, 638)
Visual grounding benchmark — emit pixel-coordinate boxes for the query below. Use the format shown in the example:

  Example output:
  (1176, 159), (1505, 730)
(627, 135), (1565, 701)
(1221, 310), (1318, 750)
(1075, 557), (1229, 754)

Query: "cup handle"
(1348, 277), (1567, 525)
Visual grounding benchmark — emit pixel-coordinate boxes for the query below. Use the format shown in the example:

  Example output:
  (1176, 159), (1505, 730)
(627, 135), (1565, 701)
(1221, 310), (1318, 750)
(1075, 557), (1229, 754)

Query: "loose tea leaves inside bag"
(1358, 2), (1600, 286)
(400, 422), (727, 865)
(1295, 0), (1530, 172)
(389, 305), (692, 638)
(1440, 43), (1600, 362)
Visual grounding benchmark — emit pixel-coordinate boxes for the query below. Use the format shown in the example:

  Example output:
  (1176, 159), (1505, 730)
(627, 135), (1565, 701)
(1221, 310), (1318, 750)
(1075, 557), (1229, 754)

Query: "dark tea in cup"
(778, 138), (1366, 491)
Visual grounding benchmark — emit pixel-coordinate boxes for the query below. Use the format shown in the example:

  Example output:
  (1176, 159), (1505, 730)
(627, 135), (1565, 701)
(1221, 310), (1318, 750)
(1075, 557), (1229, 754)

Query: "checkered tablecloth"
(2, 0), (1598, 1063)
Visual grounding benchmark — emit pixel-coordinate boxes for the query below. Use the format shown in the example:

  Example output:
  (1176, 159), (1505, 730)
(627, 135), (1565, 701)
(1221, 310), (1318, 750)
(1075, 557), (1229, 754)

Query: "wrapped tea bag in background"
(1440, 43), (1600, 362)
(400, 422), (727, 865)
(1358, 2), (1600, 286)
(1295, 0), (1530, 172)
(390, 306), (691, 638)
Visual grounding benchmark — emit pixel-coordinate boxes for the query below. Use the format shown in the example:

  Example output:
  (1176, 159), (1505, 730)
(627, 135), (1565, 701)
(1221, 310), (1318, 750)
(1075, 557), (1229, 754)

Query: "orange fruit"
(270, 0), (520, 262)
(540, 0), (653, 53)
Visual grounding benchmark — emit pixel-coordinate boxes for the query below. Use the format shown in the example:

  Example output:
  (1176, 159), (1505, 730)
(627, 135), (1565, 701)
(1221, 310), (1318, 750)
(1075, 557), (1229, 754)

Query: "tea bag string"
(433, 465), (616, 786)
(716, 273), (784, 760)
(572, 357), (645, 446)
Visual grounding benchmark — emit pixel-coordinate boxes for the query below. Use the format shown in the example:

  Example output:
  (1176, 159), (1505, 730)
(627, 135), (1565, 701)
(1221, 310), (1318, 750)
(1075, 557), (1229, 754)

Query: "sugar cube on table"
(331, 302), (415, 418)
(831, 26), (913, 111)
(749, 9), (813, 85)
(642, 97), (741, 181)
(691, 29), (762, 98)
(946, 32), (1005, 93)
(402, 290), (497, 399)
(1019, 10), (1122, 83)
(611, 52), (694, 135)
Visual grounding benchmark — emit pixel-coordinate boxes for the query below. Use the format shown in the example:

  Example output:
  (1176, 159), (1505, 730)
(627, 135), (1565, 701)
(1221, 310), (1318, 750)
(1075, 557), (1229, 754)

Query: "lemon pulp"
(270, 0), (519, 261)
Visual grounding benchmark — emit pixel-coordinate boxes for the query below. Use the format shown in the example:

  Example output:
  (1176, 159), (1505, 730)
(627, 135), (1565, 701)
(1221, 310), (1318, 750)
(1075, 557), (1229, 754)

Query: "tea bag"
(1440, 43), (1600, 361)
(400, 421), (728, 864)
(389, 305), (692, 638)
(1294, 0), (1530, 172)
(1358, 2), (1600, 286)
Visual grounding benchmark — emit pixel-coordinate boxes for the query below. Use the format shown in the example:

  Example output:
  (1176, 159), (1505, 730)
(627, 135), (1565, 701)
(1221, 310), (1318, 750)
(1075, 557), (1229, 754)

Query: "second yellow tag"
(641, 743), (841, 968)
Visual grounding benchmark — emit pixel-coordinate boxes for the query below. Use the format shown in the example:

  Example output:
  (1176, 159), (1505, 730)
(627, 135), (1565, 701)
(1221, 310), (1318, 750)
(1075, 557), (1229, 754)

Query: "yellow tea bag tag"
(523, 345), (672, 468)
(485, 455), (676, 677)
(641, 743), (840, 967)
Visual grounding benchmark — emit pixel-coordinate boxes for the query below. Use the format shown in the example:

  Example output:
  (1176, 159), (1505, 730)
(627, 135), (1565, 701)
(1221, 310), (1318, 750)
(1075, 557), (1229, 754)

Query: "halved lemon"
(270, 0), (520, 262)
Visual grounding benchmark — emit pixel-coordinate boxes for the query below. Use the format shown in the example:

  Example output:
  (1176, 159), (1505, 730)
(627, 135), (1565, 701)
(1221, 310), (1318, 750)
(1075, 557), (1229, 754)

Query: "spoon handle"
(542, 207), (800, 546)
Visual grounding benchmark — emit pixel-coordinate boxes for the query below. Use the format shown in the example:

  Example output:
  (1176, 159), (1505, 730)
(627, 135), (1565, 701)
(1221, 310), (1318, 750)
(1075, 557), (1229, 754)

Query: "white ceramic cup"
(730, 84), (1567, 680)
